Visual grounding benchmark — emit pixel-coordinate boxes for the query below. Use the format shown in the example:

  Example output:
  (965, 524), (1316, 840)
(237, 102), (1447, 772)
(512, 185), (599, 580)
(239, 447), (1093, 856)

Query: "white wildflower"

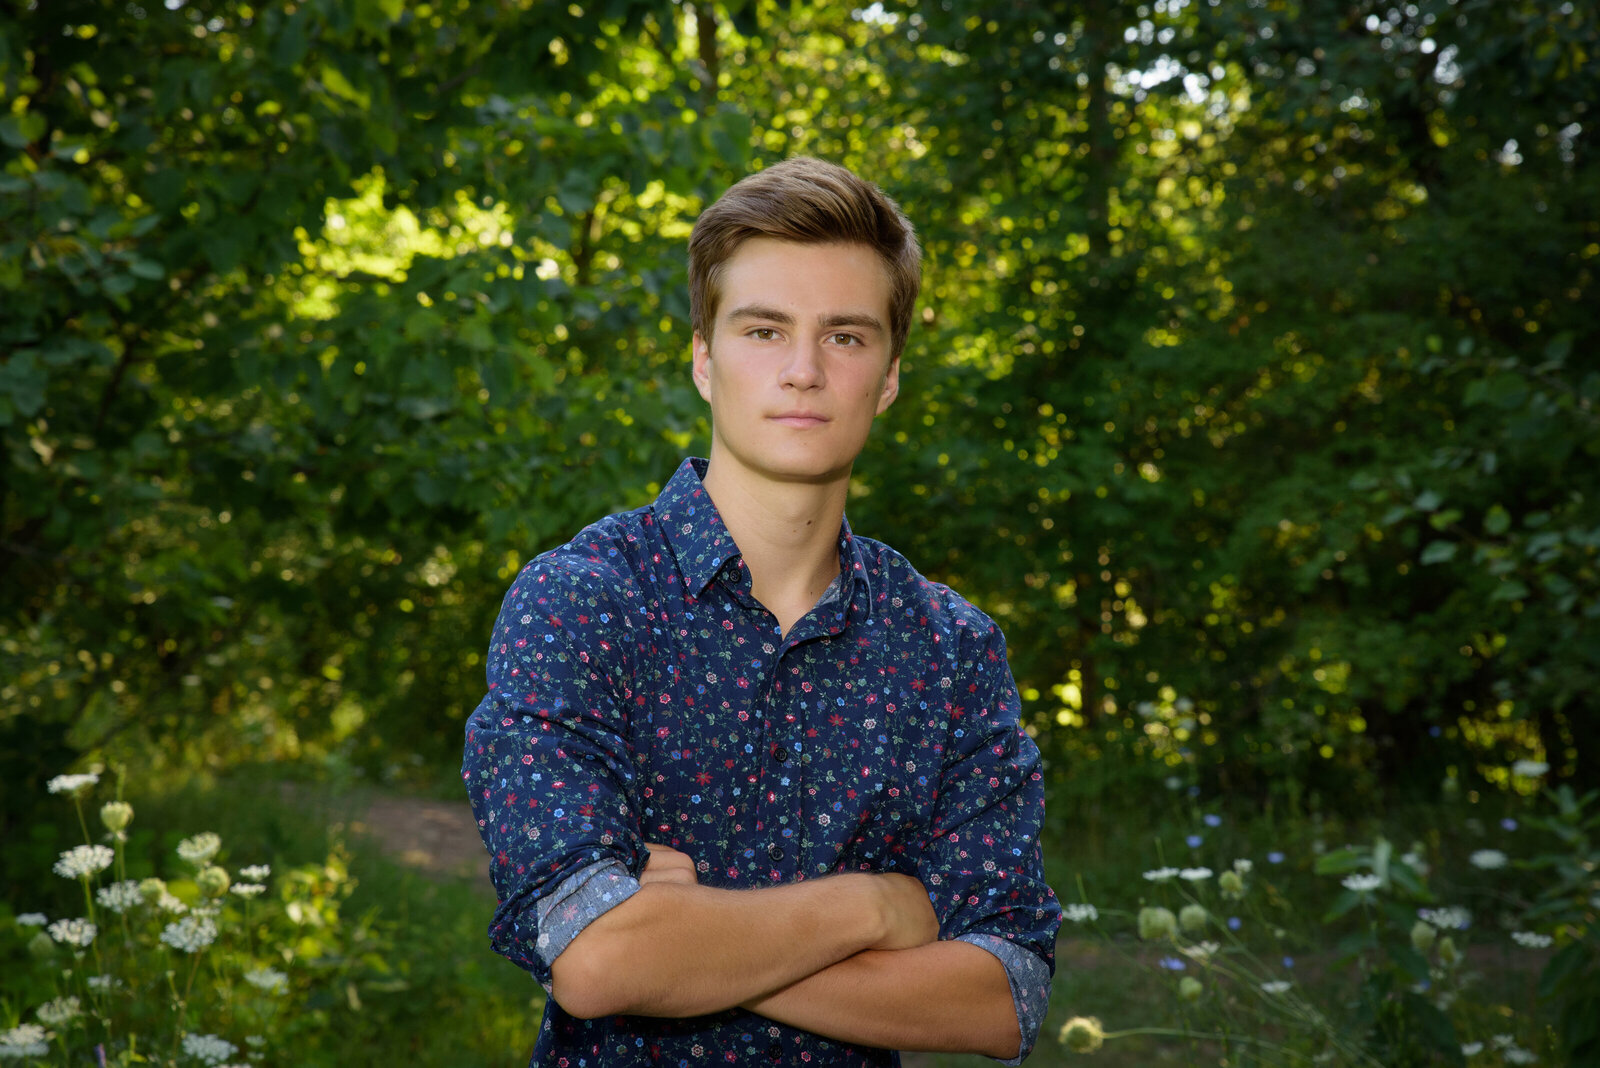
(1470, 849), (1508, 870)
(238, 864), (270, 881)
(1143, 867), (1180, 883)
(1179, 867), (1213, 882)
(87, 974), (123, 991)
(1418, 906), (1471, 930)
(1232, 858), (1253, 874)
(1260, 980), (1292, 994)
(1512, 931), (1553, 949)
(180, 1033), (237, 1065)
(242, 967), (288, 994)
(157, 890), (189, 914)
(176, 832), (222, 864)
(47, 918), (96, 947)
(1063, 903), (1098, 923)
(244, 1035), (266, 1048)
(1182, 940), (1221, 962)
(1505, 1050), (1538, 1065)
(0, 1023), (51, 1057)
(1492, 1035), (1516, 1050)
(97, 880), (144, 914)
(160, 915), (218, 953)
(16, 913), (48, 927)
(1342, 873), (1382, 893)
(1511, 760), (1549, 778)
(46, 773), (99, 796)
(1461, 1041), (1483, 1056)
(35, 996), (81, 1026)
(1400, 850), (1430, 876)
(53, 844), (114, 880)
(230, 883), (266, 899)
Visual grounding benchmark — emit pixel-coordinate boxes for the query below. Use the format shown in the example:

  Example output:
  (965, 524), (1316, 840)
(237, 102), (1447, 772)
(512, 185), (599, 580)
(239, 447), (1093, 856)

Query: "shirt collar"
(653, 458), (869, 609)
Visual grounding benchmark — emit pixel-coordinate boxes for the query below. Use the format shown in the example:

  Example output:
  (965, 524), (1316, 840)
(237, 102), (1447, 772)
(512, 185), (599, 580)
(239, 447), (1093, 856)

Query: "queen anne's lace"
(53, 844), (114, 880)
(159, 916), (218, 953)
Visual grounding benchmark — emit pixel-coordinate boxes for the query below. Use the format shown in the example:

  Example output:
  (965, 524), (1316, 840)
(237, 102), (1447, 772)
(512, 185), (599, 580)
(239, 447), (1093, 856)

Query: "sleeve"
(461, 556), (647, 990)
(917, 615), (1062, 1064)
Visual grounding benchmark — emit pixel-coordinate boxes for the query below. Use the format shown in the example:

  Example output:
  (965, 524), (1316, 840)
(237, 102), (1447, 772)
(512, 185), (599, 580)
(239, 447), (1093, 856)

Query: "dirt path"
(349, 792), (486, 879)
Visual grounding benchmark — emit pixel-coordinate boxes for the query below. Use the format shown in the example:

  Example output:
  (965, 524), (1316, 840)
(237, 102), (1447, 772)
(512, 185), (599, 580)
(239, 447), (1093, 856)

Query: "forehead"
(715, 238), (892, 320)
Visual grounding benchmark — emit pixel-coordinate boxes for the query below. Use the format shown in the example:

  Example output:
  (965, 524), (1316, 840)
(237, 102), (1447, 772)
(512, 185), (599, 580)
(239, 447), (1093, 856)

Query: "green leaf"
(1420, 540), (1457, 565)
(1539, 941), (1595, 999)
(1490, 580), (1531, 603)
(1485, 504), (1512, 535)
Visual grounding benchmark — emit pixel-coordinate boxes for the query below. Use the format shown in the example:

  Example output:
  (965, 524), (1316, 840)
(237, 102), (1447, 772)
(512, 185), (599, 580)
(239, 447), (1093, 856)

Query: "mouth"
(769, 412), (830, 427)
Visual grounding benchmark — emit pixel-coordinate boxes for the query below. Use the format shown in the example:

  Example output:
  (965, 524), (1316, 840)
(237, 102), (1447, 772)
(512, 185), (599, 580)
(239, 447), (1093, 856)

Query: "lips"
(769, 412), (830, 427)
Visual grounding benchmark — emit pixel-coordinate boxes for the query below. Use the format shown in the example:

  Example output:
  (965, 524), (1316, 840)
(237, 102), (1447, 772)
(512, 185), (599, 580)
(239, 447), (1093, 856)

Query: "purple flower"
(1282, 956), (1295, 970)
(1228, 916), (1242, 931)
(1186, 835), (1204, 848)
(1187, 786), (1201, 798)
(1267, 851), (1285, 864)
(1203, 814), (1222, 828)
(1501, 818), (1518, 831)
(1159, 957), (1187, 971)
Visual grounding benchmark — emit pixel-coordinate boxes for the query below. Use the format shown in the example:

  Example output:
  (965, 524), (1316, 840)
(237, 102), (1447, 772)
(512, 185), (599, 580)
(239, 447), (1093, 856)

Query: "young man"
(463, 157), (1060, 1066)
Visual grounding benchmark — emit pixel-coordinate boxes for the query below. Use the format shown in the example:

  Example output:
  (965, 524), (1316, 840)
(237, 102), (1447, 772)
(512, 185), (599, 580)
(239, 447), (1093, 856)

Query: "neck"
(700, 448), (849, 633)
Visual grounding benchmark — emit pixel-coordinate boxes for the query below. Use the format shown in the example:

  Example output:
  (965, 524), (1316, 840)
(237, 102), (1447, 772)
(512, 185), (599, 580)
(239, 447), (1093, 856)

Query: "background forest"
(2, 1), (1597, 1066)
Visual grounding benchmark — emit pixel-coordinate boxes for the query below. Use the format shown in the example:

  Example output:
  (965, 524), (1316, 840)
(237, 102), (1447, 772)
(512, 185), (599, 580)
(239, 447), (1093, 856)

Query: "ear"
(875, 354), (900, 415)
(692, 331), (713, 403)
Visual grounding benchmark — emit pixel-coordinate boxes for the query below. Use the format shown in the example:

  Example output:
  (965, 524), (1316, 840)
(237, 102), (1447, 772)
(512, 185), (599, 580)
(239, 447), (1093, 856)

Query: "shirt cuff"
(533, 858), (642, 991)
(956, 932), (1052, 1064)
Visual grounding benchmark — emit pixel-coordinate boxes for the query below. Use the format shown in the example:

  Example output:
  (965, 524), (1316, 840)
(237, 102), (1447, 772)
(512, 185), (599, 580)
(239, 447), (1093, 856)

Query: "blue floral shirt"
(463, 458), (1060, 1066)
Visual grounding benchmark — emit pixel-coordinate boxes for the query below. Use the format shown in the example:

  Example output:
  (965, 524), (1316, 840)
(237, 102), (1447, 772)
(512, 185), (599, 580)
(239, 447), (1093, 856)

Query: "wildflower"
(1469, 849), (1508, 870)
(1179, 867), (1212, 882)
(26, 932), (56, 959)
(1342, 873), (1382, 893)
(1142, 867), (1179, 883)
(1500, 818), (1518, 832)
(1259, 981), (1292, 994)
(16, 913), (48, 927)
(97, 880), (144, 914)
(238, 864), (271, 881)
(0, 1023), (52, 1057)
(53, 844), (115, 880)
(243, 966), (288, 994)
(1492, 1035), (1516, 1050)
(1058, 1016), (1105, 1053)
(1512, 931), (1553, 949)
(35, 996), (81, 1026)
(181, 1033), (238, 1065)
(159, 915), (218, 953)
(231, 883), (266, 899)
(1227, 916), (1241, 931)
(1158, 956), (1187, 971)
(47, 773), (99, 796)
(197, 865), (231, 897)
(1418, 906), (1471, 930)
(139, 877), (167, 900)
(1267, 851), (1285, 864)
(1232, 858), (1253, 874)
(47, 918), (97, 947)
(157, 890), (189, 914)
(1219, 871), (1245, 900)
(1185, 834), (1203, 848)
(1411, 920), (1437, 953)
(1438, 936), (1461, 967)
(100, 800), (134, 833)
(1282, 956), (1295, 969)
(1163, 776), (1183, 791)
(1400, 850), (1430, 876)
(1461, 1042), (1483, 1056)
(1138, 906), (1178, 941)
(176, 832), (222, 864)
(1178, 976), (1203, 1002)
(1203, 814), (1222, 828)
(87, 974), (123, 990)
(1063, 903), (1098, 923)
(1179, 904), (1208, 934)
(1505, 1051), (1537, 1065)
(1511, 760), (1549, 778)
(1181, 941), (1220, 962)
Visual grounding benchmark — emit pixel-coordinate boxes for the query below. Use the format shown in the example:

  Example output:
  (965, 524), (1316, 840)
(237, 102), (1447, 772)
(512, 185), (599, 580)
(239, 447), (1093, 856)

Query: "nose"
(779, 340), (825, 390)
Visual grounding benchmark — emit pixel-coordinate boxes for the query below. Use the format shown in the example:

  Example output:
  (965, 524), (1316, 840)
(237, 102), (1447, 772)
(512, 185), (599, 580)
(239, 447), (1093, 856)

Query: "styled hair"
(688, 156), (922, 360)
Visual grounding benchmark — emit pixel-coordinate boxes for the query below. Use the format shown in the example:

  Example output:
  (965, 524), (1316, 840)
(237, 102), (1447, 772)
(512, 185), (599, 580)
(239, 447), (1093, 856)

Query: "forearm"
(550, 874), (887, 1019)
(742, 939), (1021, 1060)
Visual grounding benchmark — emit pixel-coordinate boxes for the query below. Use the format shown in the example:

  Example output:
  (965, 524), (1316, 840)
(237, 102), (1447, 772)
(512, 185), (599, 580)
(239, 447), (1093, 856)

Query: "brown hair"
(688, 157), (922, 360)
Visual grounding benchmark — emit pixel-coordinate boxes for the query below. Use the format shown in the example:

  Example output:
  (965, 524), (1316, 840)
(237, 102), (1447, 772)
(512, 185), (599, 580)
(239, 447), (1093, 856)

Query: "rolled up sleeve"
(919, 619), (1061, 1063)
(462, 558), (645, 989)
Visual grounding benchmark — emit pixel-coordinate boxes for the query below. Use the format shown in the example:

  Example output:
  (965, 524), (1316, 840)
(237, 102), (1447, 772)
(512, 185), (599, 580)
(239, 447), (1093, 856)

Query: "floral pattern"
(463, 458), (1060, 1066)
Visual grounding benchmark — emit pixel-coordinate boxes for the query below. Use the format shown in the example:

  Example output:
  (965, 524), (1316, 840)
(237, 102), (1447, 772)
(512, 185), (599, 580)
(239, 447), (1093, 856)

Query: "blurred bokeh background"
(3, 1), (1596, 1064)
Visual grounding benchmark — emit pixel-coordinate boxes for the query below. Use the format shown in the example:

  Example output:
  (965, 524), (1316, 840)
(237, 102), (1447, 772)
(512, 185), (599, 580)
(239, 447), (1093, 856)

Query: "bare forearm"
(743, 939), (1021, 1059)
(550, 875), (887, 1019)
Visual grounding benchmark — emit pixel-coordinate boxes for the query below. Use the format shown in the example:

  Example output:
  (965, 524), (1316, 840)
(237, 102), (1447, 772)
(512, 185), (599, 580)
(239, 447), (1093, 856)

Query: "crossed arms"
(550, 844), (1023, 1059)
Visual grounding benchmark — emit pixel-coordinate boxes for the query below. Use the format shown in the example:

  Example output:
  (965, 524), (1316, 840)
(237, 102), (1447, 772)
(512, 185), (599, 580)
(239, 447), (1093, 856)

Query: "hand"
(640, 842), (699, 886)
(869, 872), (939, 950)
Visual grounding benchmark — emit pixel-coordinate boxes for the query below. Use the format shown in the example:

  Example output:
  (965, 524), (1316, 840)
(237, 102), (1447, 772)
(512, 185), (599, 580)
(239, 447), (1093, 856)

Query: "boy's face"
(692, 238), (899, 487)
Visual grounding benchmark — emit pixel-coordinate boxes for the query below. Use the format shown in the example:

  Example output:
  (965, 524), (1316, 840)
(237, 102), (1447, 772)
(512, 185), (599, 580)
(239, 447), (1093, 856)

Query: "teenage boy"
(463, 157), (1060, 1066)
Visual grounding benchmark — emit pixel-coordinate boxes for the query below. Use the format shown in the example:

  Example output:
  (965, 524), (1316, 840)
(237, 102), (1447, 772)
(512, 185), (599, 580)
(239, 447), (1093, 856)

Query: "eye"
(750, 327), (779, 341)
(829, 332), (862, 346)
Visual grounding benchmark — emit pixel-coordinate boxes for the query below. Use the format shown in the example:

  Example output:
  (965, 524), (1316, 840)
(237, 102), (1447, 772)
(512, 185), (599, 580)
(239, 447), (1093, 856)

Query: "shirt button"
(771, 745), (788, 763)
(768, 843), (785, 862)
(768, 1042), (782, 1060)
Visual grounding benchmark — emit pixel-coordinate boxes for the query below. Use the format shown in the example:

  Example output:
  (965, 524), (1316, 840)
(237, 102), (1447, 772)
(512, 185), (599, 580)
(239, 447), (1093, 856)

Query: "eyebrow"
(724, 303), (885, 335)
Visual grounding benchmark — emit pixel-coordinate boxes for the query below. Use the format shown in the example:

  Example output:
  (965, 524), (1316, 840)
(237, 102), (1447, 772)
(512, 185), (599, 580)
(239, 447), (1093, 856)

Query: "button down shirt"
(463, 458), (1060, 1066)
